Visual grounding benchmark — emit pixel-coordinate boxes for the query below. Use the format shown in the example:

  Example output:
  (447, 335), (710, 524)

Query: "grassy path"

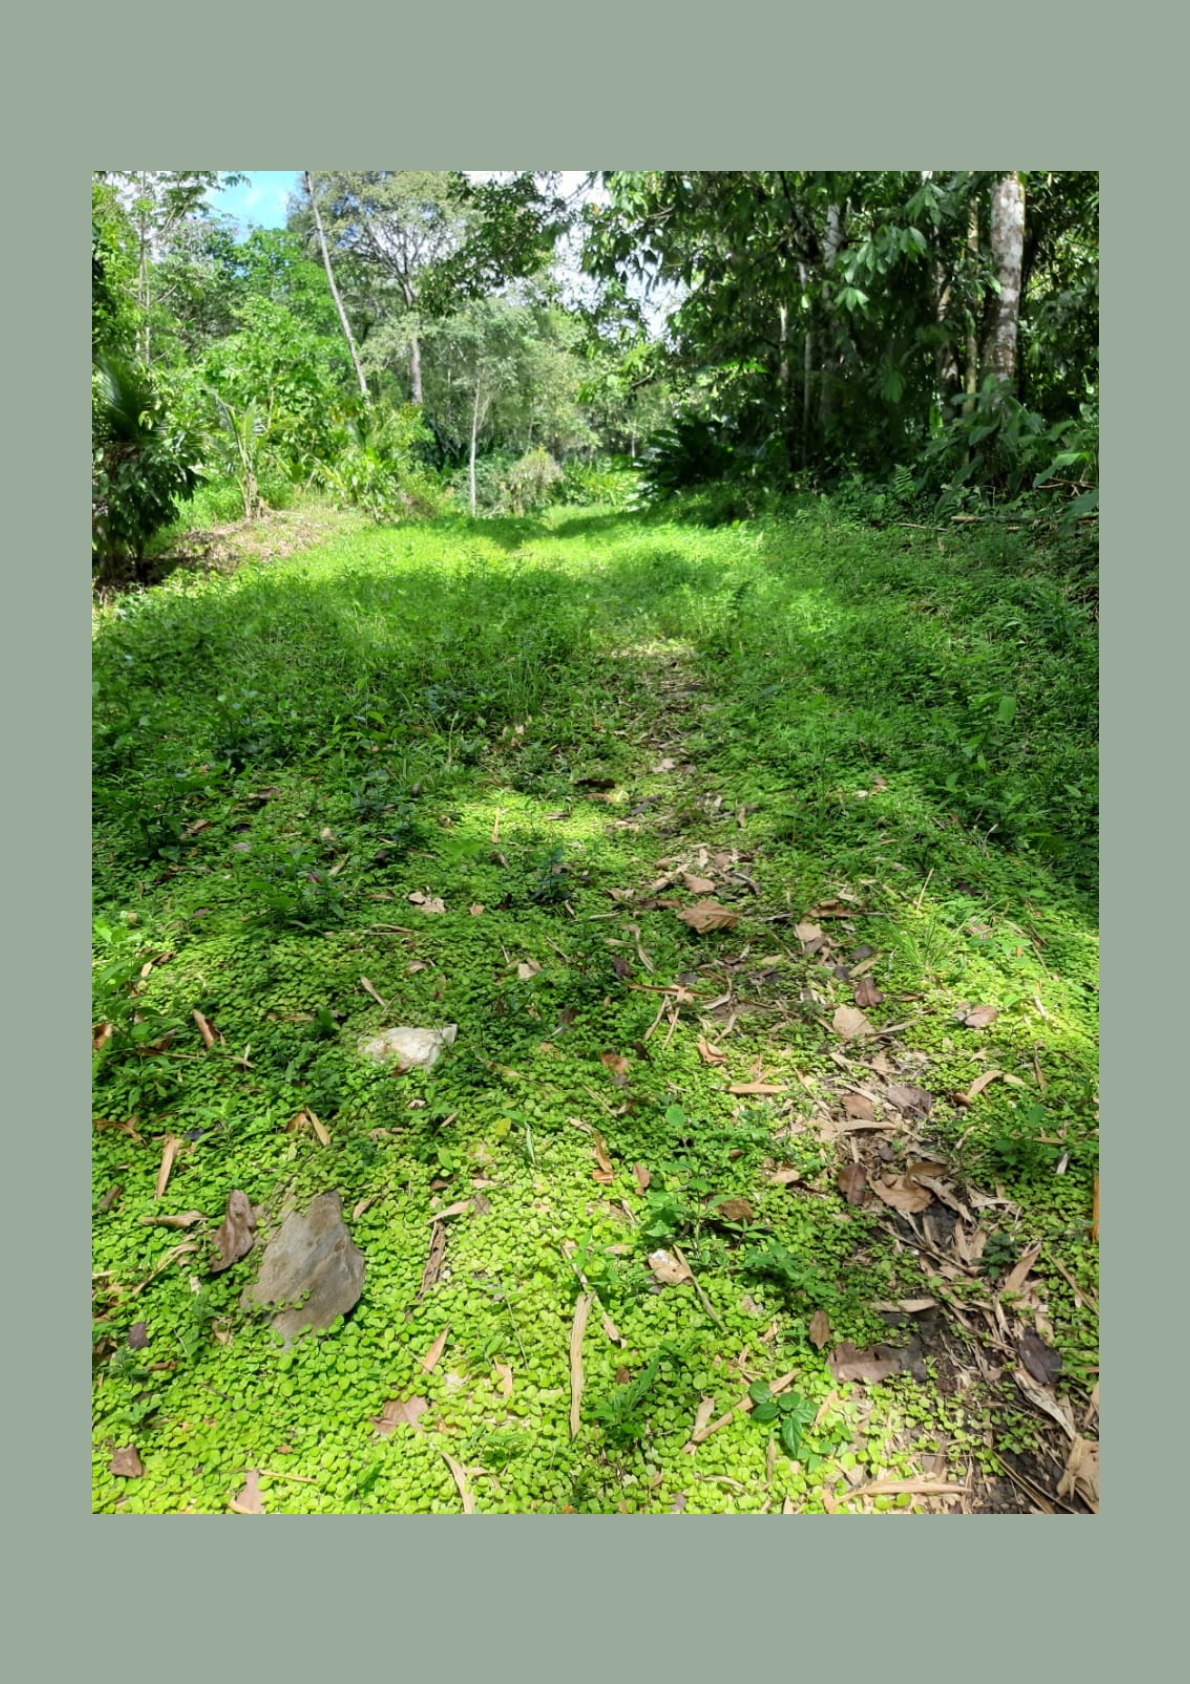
(92, 505), (1098, 1513)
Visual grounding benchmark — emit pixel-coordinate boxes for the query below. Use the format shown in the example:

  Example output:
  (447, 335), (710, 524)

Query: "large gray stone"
(242, 1191), (365, 1345)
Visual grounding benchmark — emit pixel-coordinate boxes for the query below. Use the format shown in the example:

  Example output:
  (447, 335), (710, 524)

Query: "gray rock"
(242, 1191), (365, 1345)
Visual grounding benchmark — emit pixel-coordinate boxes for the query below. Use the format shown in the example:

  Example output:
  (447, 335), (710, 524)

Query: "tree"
(304, 171), (368, 398)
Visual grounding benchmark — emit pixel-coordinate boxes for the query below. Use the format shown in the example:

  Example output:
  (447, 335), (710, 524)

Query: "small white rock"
(358, 1025), (458, 1070)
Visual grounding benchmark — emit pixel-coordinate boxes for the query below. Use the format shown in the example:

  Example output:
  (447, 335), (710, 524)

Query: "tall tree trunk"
(469, 381), (481, 516)
(409, 333), (423, 405)
(963, 201), (980, 416)
(819, 204), (843, 431)
(982, 172), (1025, 388)
(798, 262), (812, 464)
(305, 171), (368, 399)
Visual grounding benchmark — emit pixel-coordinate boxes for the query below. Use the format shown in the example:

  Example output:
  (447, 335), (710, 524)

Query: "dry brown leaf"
(229, 1470), (266, 1513)
(440, 1450), (475, 1513)
(961, 1005), (999, 1028)
(1001, 1240), (1043, 1297)
(407, 961), (428, 975)
(648, 1250), (693, 1286)
(469, 904), (485, 916)
(192, 1009), (218, 1050)
(871, 1175), (933, 1215)
(371, 1396), (428, 1436)
(809, 1310), (832, 1349)
(421, 1327), (450, 1372)
(600, 1051), (630, 1082)
(852, 978), (884, 1009)
(516, 958), (541, 981)
(109, 1446), (144, 1478)
(837, 1163), (867, 1205)
(828, 1342), (907, 1385)
(653, 757), (678, 773)
(494, 1362), (514, 1399)
(963, 1069), (1005, 1103)
(697, 1037), (728, 1066)
(1018, 1328), (1063, 1387)
(686, 1398), (716, 1445)
(140, 1210), (205, 1230)
(767, 1165), (802, 1186)
(833, 1005), (874, 1040)
(795, 922), (823, 945)
(600, 1309), (626, 1347)
(842, 1092), (875, 1121)
(871, 1298), (937, 1314)
(154, 1135), (182, 1201)
(713, 1197), (755, 1224)
(428, 1199), (472, 1222)
(352, 1196), (379, 1221)
(1056, 1437), (1099, 1512)
(305, 1107), (331, 1148)
(592, 1132), (615, 1185)
(93, 1022), (115, 1053)
(1012, 1368), (1076, 1439)
(728, 1081), (787, 1096)
(846, 1478), (967, 1501)
(885, 1084), (934, 1114)
(210, 1190), (256, 1273)
(360, 976), (387, 1009)
(408, 892), (446, 914)
(682, 873), (717, 894)
(633, 1163), (651, 1193)
(569, 1292), (594, 1438)
(676, 900), (739, 934)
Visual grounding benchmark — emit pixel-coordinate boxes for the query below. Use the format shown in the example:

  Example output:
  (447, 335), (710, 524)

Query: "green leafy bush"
(92, 359), (202, 577)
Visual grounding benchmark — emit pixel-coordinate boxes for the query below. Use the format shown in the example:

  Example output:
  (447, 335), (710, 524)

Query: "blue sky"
(206, 171), (302, 232)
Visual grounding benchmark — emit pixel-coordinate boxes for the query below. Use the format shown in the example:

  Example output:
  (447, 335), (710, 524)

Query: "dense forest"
(92, 172), (1098, 1517)
(92, 170), (1097, 558)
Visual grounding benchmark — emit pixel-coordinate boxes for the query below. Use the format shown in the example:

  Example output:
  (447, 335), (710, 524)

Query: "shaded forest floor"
(92, 502), (1099, 1513)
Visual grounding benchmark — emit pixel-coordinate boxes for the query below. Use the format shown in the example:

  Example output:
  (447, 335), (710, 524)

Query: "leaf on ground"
(210, 1190), (256, 1273)
(961, 1005), (999, 1028)
(833, 1006), (874, 1040)
(697, 1036), (728, 1066)
(872, 1174), (933, 1215)
(713, 1197), (755, 1223)
(828, 1342), (907, 1385)
(1057, 1437), (1099, 1512)
(109, 1446), (144, 1479)
(127, 1321), (149, 1350)
(838, 1162), (867, 1205)
(795, 922), (823, 945)
(592, 1132), (615, 1185)
(653, 757), (678, 773)
(648, 1250), (693, 1286)
(676, 900), (739, 934)
(954, 1224), (988, 1266)
(842, 1092), (875, 1121)
(229, 1470), (266, 1514)
(610, 954), (633, 979)
(93, 1022), (114, 1052)
(439, 1449), (475, 1512)
(305, 1107), (331, 1147)
(408, 892), (446, 914)
(1018, 1328), (1063, 1387)
(809, 1310), (832, 1349)
(1001, 1240), (1043, 1297)
(407, 961), (428, 975)
(352, 1196), (379, 1220)
(871, 1298), (937, 1314)
(428, 1200), (472, 1222)
(569, 1292), (594, 1439)
(633, 1163), (651, 1192)
(494, 1362), (514, 1399)
(469, 904), (485, 916)
(728, 1081), (787, 1097)
(601, 1051), (630, 1083)
(421, 1327), (450, 1372)
(516, 958), (541, 981)
(371, 1395), (428, 1436)
(767, 1165), (802, 1186)
(192, 1009), (219, 1050)
(682, 873), (717, 893)
(1012, 1368), (1076, 1439)
(852, 978), (884, 1008)
(140, 1210), (205, 1229)
(686, 1398), (717, 1446)
(360, 976), (387, 1009)
(154, 1135), (183, 1201)
(962, 1069), (1005, 1104)
(867, 1049), (896, 1076)
(885, 1084), (934, 1114)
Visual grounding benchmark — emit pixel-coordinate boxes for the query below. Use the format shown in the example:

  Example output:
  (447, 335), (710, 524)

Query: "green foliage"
(501, 447), (563, 515)
(92, 358), (203, 573)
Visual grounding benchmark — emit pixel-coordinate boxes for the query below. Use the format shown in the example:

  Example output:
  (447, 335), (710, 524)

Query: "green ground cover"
(92, 502), (1099, 1513)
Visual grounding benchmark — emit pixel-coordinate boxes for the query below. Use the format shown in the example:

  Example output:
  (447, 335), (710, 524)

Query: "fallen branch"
(569, 1291), (594, 1439)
